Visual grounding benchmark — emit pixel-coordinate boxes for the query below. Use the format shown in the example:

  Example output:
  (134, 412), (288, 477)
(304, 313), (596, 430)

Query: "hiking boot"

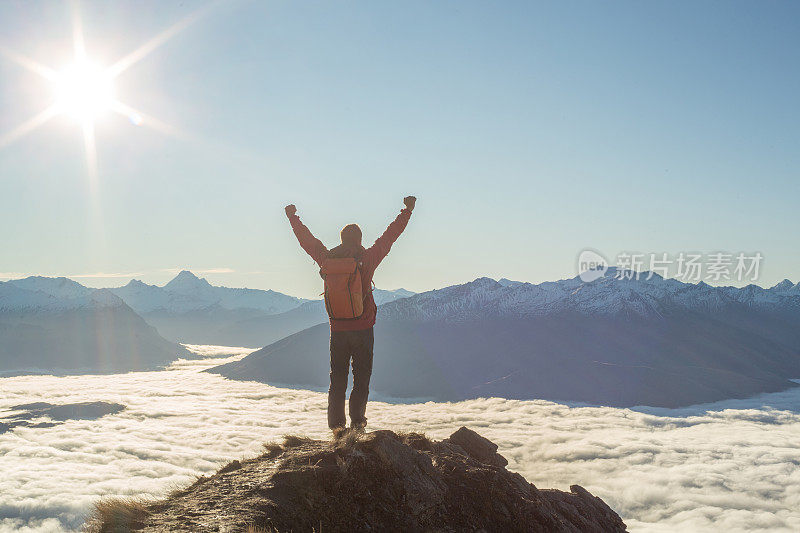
(331, 425), (347, 439)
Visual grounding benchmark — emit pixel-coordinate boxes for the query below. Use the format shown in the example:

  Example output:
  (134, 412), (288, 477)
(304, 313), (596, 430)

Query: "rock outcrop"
(88, 427), (626, 532)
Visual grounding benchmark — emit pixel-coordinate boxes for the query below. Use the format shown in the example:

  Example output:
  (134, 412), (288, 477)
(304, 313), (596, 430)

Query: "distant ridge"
(0, 277), (188, 373)
(380, 268), (800, 321)
(211, 270), (800, 408)
(3, 270), (417, 349)
(112, 270), (305, 315)
(109, 271), (415, 346)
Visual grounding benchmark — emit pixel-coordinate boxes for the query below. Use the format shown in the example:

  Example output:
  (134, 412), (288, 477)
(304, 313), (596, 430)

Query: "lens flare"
(0, 0), (219, 181)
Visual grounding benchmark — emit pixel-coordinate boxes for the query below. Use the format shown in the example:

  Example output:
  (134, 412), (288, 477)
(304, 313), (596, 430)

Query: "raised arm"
(366, 196), (415, 266)
(285, 204), (328, 265)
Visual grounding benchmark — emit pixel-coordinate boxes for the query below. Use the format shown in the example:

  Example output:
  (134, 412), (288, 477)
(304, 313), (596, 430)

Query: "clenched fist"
(403, 196), (416, 211)
(285, 204), (297, 218)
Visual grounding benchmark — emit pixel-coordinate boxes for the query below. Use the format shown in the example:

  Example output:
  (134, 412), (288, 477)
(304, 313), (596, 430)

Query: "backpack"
(320, 257), (365, 319)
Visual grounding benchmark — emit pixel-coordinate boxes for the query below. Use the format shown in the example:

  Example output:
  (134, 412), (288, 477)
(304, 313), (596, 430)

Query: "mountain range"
(4, 268), (799, 408)
(111, 270), (306, 315)
(0, 277), (187, 373)
(110, 271), (414, 346)
(0, 271), (415, 372)
(210, 269), (800, 408)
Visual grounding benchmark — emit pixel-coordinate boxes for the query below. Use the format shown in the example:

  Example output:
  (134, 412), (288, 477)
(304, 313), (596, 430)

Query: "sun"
(53, 60), (114, 122)
(0, 0), (218, 179)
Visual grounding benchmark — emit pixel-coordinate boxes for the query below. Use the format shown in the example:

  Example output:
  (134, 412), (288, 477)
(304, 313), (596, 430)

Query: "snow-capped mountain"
(111, 270), (305, 315)
(111, 270), (412, 316)
(373, 287), (415, 306)
(0, 279), (187, 373)
(104, 271), (415, 346)
(213, 271), (800, 408)
(1, 278), (125, 312)
(0, 281), (65, 311)
(6, 276), (92, 300)
(380, 268), (800, 321)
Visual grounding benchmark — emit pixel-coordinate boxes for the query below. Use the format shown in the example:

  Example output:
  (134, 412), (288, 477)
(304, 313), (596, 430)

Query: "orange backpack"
(320, 257), (365, 319)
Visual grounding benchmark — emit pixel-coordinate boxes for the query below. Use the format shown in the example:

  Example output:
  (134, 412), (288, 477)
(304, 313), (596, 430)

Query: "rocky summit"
(87, 427), (626, 532)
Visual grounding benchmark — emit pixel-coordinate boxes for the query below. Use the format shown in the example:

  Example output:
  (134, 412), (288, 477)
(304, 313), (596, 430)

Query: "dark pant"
(328, 328), (374, 430)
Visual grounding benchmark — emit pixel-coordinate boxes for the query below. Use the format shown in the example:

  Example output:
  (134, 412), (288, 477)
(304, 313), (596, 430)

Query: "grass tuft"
(218, 459), (242, 475)
(262, 442), (284, 459)
(282, 434), (315, 448)
(331, 428), (363, 450)
(397, 431), (433, 451)
(86, 496), (149, 532)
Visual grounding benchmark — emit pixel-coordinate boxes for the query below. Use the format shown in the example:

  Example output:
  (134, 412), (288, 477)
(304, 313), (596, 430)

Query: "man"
(285, 196), (416, 432)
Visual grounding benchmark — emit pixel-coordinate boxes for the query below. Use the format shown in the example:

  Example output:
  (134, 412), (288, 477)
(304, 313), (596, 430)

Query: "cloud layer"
(0, 348), (798, 532)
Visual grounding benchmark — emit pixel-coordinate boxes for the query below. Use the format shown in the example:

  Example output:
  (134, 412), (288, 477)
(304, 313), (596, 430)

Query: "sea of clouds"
(1, 345), (799, 532)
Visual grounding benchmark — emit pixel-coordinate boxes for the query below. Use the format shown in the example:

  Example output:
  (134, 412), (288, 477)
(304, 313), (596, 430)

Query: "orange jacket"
(289, 208), (412, 331)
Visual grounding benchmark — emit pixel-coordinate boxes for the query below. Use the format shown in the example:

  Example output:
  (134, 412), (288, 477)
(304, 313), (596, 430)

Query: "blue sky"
(1, 0), (798, 298)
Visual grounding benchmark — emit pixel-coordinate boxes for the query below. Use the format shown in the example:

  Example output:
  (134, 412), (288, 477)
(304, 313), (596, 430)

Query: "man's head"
(340, 223), (362, 248)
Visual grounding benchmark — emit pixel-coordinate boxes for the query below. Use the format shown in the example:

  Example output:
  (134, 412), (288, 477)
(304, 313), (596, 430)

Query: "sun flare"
(0, 0), (216, 173)
(53, 60), (114, 122)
